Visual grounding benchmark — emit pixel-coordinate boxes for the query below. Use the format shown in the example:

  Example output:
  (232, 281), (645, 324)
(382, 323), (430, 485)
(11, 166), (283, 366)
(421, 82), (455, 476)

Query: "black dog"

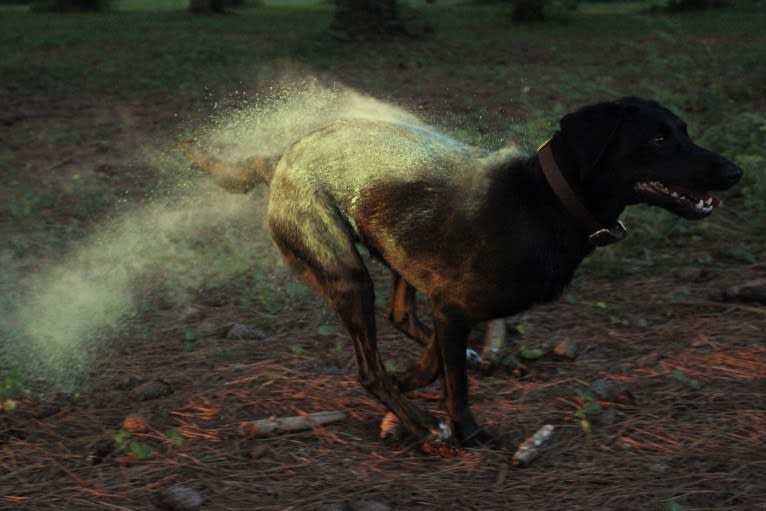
(181, 97), (742, 446)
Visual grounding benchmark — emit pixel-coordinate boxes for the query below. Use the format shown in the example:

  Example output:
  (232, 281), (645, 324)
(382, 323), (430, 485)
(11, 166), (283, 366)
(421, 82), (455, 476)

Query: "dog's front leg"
(433, 312), (491, 446)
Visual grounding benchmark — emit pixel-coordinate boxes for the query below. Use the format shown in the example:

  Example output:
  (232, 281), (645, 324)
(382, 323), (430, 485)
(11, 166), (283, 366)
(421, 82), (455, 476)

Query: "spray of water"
(0, 78), (431, 390)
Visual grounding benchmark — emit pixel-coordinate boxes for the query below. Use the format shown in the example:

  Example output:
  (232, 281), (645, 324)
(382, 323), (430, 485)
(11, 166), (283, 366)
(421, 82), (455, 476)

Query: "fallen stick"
(481, 319), (508, 366)
(239, 411), (346, 437)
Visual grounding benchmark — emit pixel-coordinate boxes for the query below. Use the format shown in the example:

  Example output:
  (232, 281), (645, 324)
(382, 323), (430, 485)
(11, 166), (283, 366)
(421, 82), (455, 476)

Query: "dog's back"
(276, 118), (485, 192)
(270, 119), (514, 268)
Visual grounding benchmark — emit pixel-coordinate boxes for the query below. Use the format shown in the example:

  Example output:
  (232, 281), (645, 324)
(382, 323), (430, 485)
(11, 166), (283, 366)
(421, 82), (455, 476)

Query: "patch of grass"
(578, 1), (656, 15)
(239, 268), (314, 314)
(1, 3), (764, 358)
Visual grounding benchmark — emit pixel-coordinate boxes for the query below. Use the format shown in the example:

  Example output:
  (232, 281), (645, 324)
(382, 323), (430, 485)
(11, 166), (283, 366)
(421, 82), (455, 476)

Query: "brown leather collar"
(537, 139), (626, 247)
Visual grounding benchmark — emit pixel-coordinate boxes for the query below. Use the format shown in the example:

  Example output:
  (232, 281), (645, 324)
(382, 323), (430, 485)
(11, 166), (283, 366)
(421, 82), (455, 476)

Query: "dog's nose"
(720, 162), (743, 187)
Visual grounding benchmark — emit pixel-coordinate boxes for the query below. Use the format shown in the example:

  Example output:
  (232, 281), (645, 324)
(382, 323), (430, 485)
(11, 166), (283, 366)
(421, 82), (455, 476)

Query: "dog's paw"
(465, 348), (484, 370)
(428, 420), (452, 443)
(421, 423), (460, 458)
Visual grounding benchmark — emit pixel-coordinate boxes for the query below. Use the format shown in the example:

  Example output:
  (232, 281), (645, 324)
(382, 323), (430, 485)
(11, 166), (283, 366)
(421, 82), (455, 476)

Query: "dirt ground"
(2, 31), (766, 511)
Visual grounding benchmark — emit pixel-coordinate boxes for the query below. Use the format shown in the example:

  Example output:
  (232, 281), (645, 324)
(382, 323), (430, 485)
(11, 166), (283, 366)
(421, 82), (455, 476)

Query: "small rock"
(347, 501), (391, 511)
(131, 380), (173, 401)
(627, 314), (648, 328)
(249, 444), (271, 459)
(720, 278), (766, 304)
(553, 339), (579, 359)
(122, 414), (151, 433)
(226, 323), (265, 340)
(34, 401), (62, 419)
(675, 266), (711, 283)
(317, 504), (345, 511)
(34, 392), (73, 419)
(153, 293), (175, 311)
(615, 389), (636, 406)
(589, 379), (612, 401)
(181, 306), (203, 323)
(635, 352), (659, 368)
(157, 484), (203, 511)
(116, 374), (147, 390)
(596, 407), (617, 426)
(86, 438), (115, 465)
(198, 294), (229, 307)
(589, 379), (629, 402)
(196, 321), (224, 338)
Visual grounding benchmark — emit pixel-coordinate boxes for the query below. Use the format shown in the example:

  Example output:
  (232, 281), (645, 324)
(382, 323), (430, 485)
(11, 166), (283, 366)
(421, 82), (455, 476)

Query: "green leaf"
(290, 345), (306, 355)
(129, 441), (153, 459)
(111, 429), (132, 451)
(519, 345), (544, 360)
(583, 401), (603, 416)
(164, 428), (184, 446)
(384, 359), (400, 372)
(665, 499), (685, 511)
(671, 369), (701, 390)
(576, 389), (597, 401)
(316, 324), (335, 337)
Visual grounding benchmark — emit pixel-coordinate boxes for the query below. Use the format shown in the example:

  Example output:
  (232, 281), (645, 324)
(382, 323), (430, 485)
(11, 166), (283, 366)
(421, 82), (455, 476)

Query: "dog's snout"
(719, 162), (743, 188)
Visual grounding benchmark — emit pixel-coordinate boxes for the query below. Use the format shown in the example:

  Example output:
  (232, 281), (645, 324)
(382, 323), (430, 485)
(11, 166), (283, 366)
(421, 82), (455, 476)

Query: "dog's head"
(556, 97), (742, 220)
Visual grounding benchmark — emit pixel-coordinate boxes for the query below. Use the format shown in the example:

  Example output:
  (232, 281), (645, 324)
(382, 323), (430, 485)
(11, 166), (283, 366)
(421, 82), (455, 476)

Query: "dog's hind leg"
(387, 272), (433, 346)
(267, 194), (448, 442)
(385, 273), (447, 393)
(394, 339), (441, 392)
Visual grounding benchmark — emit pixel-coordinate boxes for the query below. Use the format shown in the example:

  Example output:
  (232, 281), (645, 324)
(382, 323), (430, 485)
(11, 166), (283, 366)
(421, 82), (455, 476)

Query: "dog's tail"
(178, 140), (278, 194)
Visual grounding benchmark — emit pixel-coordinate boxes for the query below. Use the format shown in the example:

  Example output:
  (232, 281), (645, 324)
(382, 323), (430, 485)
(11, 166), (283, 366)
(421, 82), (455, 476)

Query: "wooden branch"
(239, 411), (346, 438)
(481, 319), (508, 366)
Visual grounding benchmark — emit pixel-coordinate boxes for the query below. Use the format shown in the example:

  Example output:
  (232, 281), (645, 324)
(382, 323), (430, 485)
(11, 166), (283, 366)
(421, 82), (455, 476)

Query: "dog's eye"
(650, 135), (665, 146)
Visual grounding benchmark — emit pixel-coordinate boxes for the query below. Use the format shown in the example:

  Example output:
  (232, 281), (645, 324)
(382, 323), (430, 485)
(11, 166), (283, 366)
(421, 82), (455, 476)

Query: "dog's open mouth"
(634, 181), (719, 218)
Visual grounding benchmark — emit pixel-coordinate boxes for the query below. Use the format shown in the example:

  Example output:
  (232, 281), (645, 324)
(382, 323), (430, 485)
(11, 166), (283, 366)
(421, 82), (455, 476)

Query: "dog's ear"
(559, 102), (626, 180)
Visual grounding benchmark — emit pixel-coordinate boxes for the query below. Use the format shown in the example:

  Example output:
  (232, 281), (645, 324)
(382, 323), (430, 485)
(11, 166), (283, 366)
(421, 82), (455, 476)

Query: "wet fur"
(185, 98), (742, 445)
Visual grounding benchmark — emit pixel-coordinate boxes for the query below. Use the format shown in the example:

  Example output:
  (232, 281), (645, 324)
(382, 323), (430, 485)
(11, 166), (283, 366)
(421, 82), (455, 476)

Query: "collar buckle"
(588, 220), (627, 247)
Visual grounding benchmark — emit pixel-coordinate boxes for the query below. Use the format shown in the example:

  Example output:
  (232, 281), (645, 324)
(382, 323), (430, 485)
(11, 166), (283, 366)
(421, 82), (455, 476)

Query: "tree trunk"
(665, 0), (727, 10)
(511, 0), (544, 22)
(189, 0), (225, 14)
(43, 0), (107, 10)
(330, 0), (406, 39)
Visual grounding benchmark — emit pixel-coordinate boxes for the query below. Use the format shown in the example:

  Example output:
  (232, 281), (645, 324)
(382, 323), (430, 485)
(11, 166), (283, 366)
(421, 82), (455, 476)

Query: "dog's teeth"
(671, 192), (678, 198)
(696, 200), (704, 209)
(705, 197), (713, 205)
